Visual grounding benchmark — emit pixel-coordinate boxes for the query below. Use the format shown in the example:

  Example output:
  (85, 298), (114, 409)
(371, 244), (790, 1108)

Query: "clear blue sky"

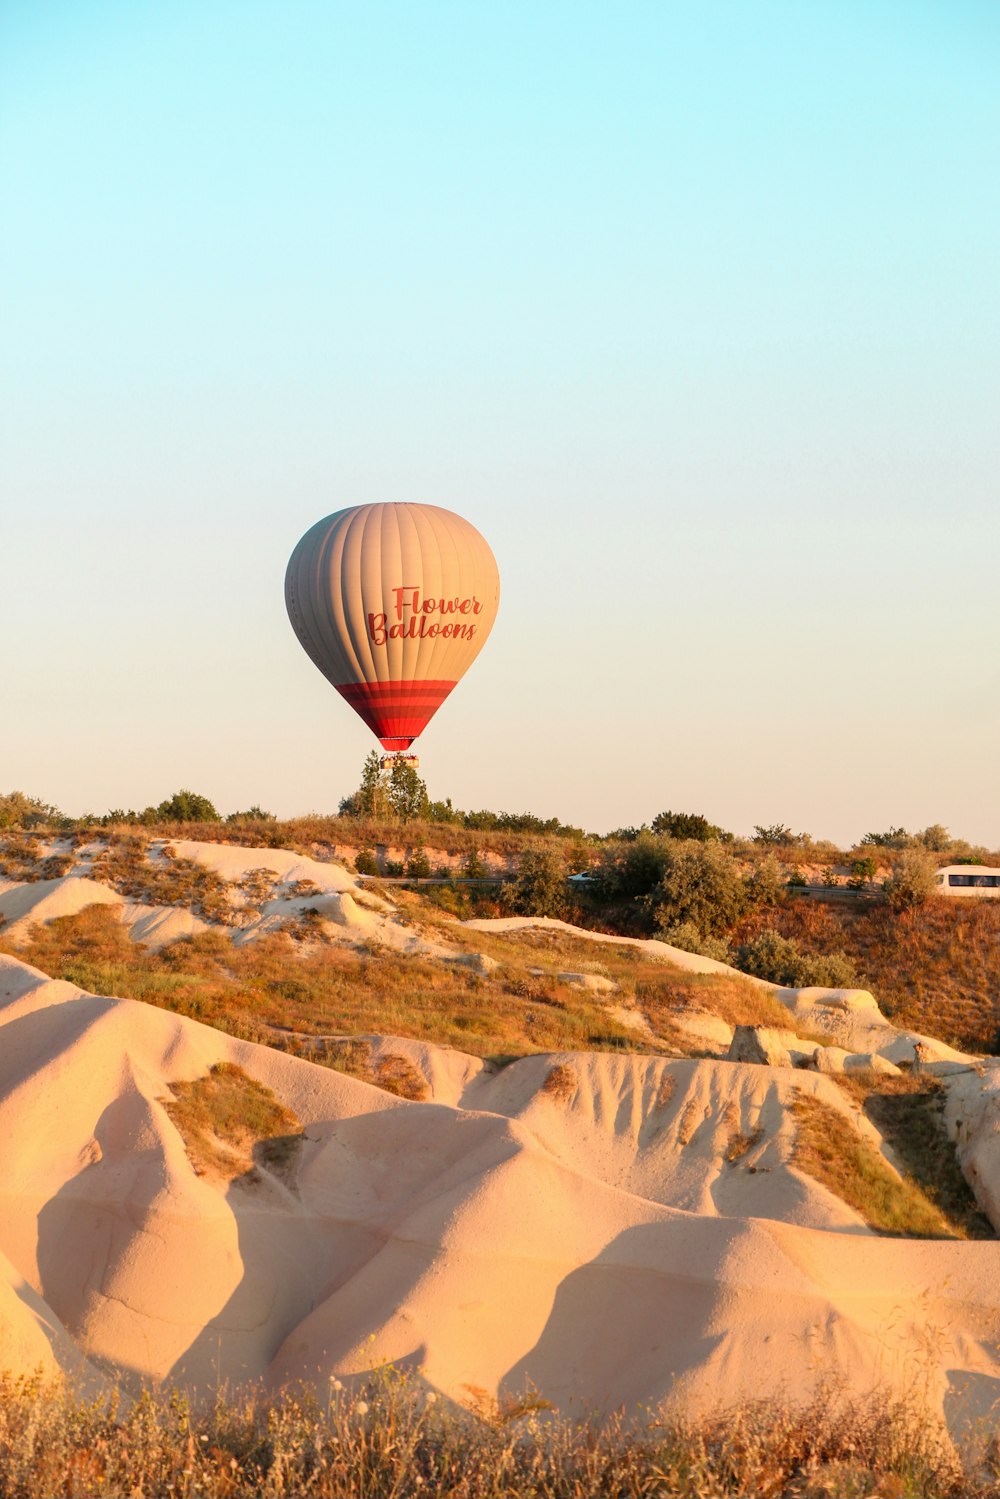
(3, 0), (999, 844)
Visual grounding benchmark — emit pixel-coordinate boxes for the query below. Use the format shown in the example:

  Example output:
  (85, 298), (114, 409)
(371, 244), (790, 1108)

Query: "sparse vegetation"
(161, 1062), (302, 1182)
(831, 1070), (993, 1239)
(743, 895), (1000, 1054)
(309, 1038), (429, 1100)
(790, 1091), (957, 1239)
(725, 1124), (764, 1163)
(541, 1062), (577, 1102)
(885, 847), (939, 911)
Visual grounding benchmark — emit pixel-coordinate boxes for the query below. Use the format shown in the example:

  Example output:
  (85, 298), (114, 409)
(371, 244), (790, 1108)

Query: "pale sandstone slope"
(2, 951), (1000, 1435)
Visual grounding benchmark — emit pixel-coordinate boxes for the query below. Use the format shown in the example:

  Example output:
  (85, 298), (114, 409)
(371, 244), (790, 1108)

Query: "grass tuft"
(161, 1062), (302, 1182)
(541, 1062), (577, 1102)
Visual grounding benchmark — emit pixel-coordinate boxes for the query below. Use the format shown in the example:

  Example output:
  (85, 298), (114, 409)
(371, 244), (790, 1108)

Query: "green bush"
(657, 920), (731, 963)
(354, 849), (380, 875)
(155, 789), (220, 823)
(745, 855), (784, 907)
(0, 791), (65, 830)
(406, 851), (432, 879)
(650, 843), (748, 938)
(595, 834), (670, 900)
(501, 847), (568, 918)
(734, 930), (856, 988)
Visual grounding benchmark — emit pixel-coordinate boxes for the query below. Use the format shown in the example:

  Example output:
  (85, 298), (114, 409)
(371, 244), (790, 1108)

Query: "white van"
(935, 865), (1000, 897)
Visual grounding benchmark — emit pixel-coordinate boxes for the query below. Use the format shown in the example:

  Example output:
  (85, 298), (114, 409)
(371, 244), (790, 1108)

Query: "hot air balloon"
(285, 503), (500, 761)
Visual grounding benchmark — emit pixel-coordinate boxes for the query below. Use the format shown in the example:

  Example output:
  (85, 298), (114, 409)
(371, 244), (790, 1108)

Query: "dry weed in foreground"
(0, 1370), (980, 1498)
(161, 1063), (302, 1182)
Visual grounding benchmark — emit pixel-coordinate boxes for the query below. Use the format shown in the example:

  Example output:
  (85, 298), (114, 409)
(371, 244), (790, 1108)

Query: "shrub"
(861, 826), (913, 849)
(354, 849), (380, 875)
(541, 1062), (577, 1101)
(752, 823), (794, 846)
(657, 920), (730, 963)
(919, 823), (951, 852)
(650, 843), (748, 938)
(0, 791), (65, 830)
(847, 857), (877, 890)
(502, 847), (568, 918)
(885, 847), (939, 911)
(595, 834), (670, 901)
(745, 854), (784, 907)
(406, 851), (432, 879)
(734, 930), (856, 988)
(226, 805), (276, 822)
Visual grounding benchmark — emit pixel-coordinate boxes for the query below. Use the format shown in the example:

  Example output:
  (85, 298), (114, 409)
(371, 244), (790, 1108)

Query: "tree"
(387, 758), (430, 822)
(848, 857), (877, 890)
(341, 752), (391, 819)
(155, 789), (220, 823)
(339, 753), (430, 823)
(752, 824), (795, 846)
(860, 826), (912, 849)
(651, 810), (726, 842)
(502, 847), (568, 918)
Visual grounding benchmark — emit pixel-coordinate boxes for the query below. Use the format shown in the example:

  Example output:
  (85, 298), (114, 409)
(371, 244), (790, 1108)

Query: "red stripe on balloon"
(335, 679), (458, 751)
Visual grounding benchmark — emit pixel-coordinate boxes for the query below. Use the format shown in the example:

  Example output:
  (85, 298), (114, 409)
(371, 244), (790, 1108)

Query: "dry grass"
(831, 1071), (993, 1239)
(789, 1091), (957, 1239)
(634, 967), (792, 1034)
(308, 1038), (429, 1101)
(0, 839), (818, 1068)
(0, 907), (655, 1062)
(541, 1062), (577, 1102)
(725, 1124), (765, 1163)
(654, 1070), (676, 1110)
(737, 894), (1000, 1055)
(0, 1369), (980, 1498)
(161, 1063), (302, 1182)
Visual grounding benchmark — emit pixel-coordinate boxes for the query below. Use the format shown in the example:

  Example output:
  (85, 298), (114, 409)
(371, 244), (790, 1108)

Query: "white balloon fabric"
(285, 503), (501, 750)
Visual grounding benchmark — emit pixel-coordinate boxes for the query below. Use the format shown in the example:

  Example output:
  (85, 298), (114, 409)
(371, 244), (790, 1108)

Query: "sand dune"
(2, 948), (1000, 1435)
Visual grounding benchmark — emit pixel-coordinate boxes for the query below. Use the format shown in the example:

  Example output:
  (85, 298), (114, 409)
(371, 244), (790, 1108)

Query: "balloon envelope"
(285, 503), (500, 750)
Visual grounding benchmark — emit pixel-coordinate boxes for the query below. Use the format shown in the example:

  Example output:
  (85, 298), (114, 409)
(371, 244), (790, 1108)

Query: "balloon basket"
(380, 753), (421, 771)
